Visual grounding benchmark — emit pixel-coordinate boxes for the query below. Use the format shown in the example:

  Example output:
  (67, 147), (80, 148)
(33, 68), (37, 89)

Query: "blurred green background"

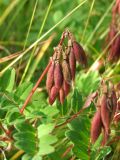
(0, 0), (113, 83)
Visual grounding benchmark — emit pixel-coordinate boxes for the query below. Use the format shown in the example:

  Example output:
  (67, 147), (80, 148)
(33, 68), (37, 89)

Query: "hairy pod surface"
(46, 61), (55, 91)
(69, 48), (76, 80)
(62, 60), (71, 84)
(59, 88), (65, 105)
(54, 62), (63, 90)
(72, 41), (87, 66)
(100, 94), (110, 135)
(49, 86), (59, 105)
(63, 80), (71, 96)
(91, 109), (102, 144)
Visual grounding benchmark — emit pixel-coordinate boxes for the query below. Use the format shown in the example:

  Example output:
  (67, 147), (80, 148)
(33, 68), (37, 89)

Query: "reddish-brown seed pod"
(49, 86), (59, 105)
(63, 80), (71, 96)
(59, 88), (65, 105)
(101, 128), (109, 146)
(69, 47), (76, 80)
(62, 60), (71, 84)
(91, 108), (102, 144)
(72, 41), (87, 67)
(117, 100), (120, 111)
(54, 62), (63, 90)
(46, 60), (55, 91)
(110, 36), (120, 61)
(111, 90), (117, 117)
(100, 94), (111, 135)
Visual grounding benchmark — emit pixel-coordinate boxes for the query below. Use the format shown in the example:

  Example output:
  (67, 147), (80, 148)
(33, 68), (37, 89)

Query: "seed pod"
(101, 127), (109, 146)
(46, 60), (55, 91)
(69, 47), (76, 80)
(100, 94), (111, 135)
(49, 86), (59, 105)
(59, 88), (65, 105)
(91, 108), (102, 144)
(111, 90), (117, 117)
(54, 62), (63, 90)
(72, 41), (87, 67)
(108, 34), (120, 61)
(117, 100), (120, 111)
(62, 60), (71, 84)
(63, 80), (71, 96)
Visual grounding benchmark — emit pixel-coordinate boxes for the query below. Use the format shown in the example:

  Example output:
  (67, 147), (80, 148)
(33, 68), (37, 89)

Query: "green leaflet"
(38, 123), (55, 138)
(15, 82), (33, 101)
(0, 68), (15, 92)
(66, 116), (90, 159)
(14, 122), (57, 157)
(76, 71), (100, 96)
(71, 88), (83, 112)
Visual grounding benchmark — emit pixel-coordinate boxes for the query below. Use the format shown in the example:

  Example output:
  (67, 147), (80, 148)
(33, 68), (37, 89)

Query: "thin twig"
(0, 122), (10, 136)
(55, 108), (84, 128)
(61, 144), (74, 158)
(20, 60), (52, 114)
(10, 150), (24, 160)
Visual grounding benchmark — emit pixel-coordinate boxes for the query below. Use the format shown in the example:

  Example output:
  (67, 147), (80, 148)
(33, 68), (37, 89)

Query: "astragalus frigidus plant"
(0, 0), (120, 160)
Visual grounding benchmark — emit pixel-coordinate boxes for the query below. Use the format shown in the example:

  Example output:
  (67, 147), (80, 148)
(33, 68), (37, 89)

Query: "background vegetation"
(0, 0), (120, 159)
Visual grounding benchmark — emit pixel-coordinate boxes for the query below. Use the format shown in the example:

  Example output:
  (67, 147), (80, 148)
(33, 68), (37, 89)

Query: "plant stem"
(0, 122), (10, 136)
(55, 108), (84, 128)
(61, 144), (74, 158)
(20, 60), (52, 114)
(10, 150), (24, 160)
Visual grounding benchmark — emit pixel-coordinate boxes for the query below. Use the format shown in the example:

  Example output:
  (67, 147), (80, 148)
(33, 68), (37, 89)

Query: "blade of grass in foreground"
(0, 0), (21, 26)
(0, 0), (87, 76)
(16, 0), (39, 84)
(85, 0), (115, 46)
(81, 0), (96, 43)
(19, 0), (53, 84)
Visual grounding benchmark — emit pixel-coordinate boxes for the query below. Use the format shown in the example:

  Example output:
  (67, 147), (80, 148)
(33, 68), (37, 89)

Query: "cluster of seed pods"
(46, 30), (87, 105)
(91, 81), (120, 146)
(107, 0), (120, 61)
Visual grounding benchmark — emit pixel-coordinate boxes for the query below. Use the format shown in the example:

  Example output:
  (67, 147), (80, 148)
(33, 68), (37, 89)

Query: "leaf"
(22, 154), (42, 160)
(6, 108), (24, 124)
(95, 146), (112, 160)
(15, 122), (35, 133)
(38, 135), (57, 155)
(71, 88), (83, 112)
(56, 99), (68, 116)
(15, 140), (36, 154)
(42, 106), (59, 117)
(66, 117), (90, 159)
(15, 82), (33, 100)
(22, 154), (32, 160)
(38, 123), (55, 138)
(0, 68), (15, 92)
(37, 123), (57, 156)
(13, 131), (35, 142)
(76, 71), (100, 96)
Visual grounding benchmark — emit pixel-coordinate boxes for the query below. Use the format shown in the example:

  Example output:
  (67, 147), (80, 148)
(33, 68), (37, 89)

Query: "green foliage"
(0, 68), (15, 92)
(0, 0), (119, 159)
(76, 71), (101, 96)
(66, 116), (90, 159)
